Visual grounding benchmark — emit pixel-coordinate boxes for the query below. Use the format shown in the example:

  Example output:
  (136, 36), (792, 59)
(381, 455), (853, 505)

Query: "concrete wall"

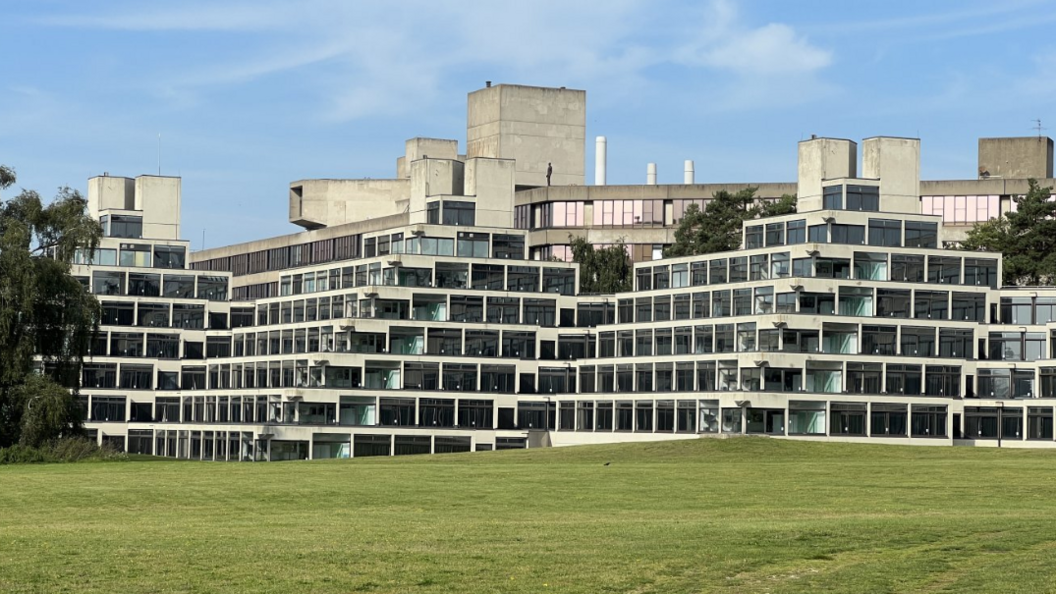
(289, 179), (410, 229)
(863, 136), (920, 214)
(797, 138), (857, 211)
(464, 157), (515, 228)
(405, 137), (459, 163)
(87, 175), (135, 217)
(978, 136), (1054, 179)
(467, 84), (585, 188)
(408, 158), (465, 225)
(134, 176), (181, 240)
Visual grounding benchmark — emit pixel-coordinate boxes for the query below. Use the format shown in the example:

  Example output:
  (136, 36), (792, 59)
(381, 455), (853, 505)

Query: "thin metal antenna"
(1033, 119), (1046, 138)
(158, 133), (162, 175)
(201, 228), (206, 251)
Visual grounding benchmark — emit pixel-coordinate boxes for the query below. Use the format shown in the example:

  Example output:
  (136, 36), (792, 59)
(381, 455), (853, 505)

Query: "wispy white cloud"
(37, 0), (835, 120)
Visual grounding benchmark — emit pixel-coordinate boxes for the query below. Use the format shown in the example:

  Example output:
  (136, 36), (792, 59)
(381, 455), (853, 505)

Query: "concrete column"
(646, 163), (657, 185)
(684, 160), (694, 184)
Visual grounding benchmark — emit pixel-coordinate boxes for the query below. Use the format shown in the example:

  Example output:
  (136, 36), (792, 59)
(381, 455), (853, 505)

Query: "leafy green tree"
(0, 166), (101, 447)
(8, 374), (83, 447)
(960, 179), (1056, 286)
(664, 188), (797, 258)
(570, 236), (632, 294)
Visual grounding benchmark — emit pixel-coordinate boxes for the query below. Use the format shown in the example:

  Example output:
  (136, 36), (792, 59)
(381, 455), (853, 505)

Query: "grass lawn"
(3, 438), (1056, 593)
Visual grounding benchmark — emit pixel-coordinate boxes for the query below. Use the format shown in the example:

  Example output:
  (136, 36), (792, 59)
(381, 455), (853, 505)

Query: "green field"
(3, 438), (1056, 593)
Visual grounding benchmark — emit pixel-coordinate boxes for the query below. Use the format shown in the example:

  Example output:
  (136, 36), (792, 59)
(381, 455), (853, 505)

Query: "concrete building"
(66, 84), (1056, 460)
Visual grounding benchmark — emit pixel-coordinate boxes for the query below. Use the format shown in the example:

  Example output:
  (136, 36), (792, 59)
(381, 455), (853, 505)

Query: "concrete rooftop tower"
(466, 83), (586, 189)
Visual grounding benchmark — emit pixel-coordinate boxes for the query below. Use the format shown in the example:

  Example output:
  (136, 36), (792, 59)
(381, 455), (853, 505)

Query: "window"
(928, 256), (961, 285)
(886, 364), (922, 395)
(745, 225), (763, 249)
(964, 258), (998, 288)
(830, 224), (865, 245)
(543, 268), (576, 295)
(786, 220), (806, 244)
(891, 255), (925, 282)
(101, 301), (134, 325)
(443, 201), (475, 226)
(871, 404), (907, 436)
(492, 234), (524, 260)
(862, 325), (896, 355)
(671, 264), (689, 288)
(854, 252), (887, 281)
(808, 224), (828, 243)
(138, 303), (170, 328)
(771, 252), (790, 278)
(163, 275), (195, 299)
(905, 221), (938, 248)
(471, 264), (504, 291)
(914, 290), (948, 320)
(749, 255), (768, 280)
(765, 223), (785, 247)
(951, 292), (985, 322)
(127, 273), (160, 297)
(119, 243), (151, 267)
(823, 185), (842, 210)
(901, 326), (935, 357)
(196, 276), (228, 301)
(93, 271), (124, 295)
(709, 259), (728, 284)
(938, 329), (972, 358)
(729, 257), (748, 282)
(924, 365), (960, 397)
(426, 201), (440, 224)
(457, 232), (489, 258)
(107, 215), (142, 238)
(846, 185), (880, 211)
(868, 219), (901, 247)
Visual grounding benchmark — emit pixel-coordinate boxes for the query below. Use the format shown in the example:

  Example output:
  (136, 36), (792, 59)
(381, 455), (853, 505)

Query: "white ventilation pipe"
(595, 136), (607, 186)
(646, 162), (657, 185)
(684, 160), (695, 184)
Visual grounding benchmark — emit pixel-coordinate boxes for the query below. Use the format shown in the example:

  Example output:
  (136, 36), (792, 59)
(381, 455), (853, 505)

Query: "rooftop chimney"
(595, 136), (607, 186)
(684, 160), (694, 184)
(646, 163), (657, 185)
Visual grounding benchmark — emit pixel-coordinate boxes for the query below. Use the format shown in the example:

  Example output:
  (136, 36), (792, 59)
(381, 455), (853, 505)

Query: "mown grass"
(3, 438), (1056, 593)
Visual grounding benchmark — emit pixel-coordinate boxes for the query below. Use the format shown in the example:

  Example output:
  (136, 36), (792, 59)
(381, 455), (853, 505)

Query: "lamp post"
(998, 400), (1004, 448)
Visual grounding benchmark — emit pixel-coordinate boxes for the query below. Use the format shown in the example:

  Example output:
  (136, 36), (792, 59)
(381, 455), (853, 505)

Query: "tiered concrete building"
(71, 84), (1056, 459)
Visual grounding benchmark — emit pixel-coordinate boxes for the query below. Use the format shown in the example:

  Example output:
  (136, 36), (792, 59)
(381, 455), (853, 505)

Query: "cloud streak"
(37, 0), (836, 120)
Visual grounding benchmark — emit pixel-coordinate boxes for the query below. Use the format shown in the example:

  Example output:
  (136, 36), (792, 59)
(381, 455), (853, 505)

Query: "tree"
(570, 236), (632, 294)
(0, 167), (101, 447)
(664, 188), (797, 258)
(960, 179), (1056, 286)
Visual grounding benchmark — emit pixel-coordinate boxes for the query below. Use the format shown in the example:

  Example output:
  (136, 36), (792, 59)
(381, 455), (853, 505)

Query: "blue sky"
(3, 0), (1056, 248)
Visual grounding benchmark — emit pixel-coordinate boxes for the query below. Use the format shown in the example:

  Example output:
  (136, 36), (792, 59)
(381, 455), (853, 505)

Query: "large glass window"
(119, 243), (152, 267)
(905, 221), (938, 248)
(831, 224), (865, 245)
(93, 271), (124, 295)
(867, 219), (901, 247)
(442, 201), (475, 226)
(153, 245), (186, 269)
(846, 185), (879, 211)
(107, 215), (142, 239)
(163, 275), (195, 299)
(457, 232), (489, 258)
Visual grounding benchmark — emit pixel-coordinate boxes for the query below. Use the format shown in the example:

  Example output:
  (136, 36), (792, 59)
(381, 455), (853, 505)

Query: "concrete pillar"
(646, 163), (657, 185)
(684, 160), (694, 184)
